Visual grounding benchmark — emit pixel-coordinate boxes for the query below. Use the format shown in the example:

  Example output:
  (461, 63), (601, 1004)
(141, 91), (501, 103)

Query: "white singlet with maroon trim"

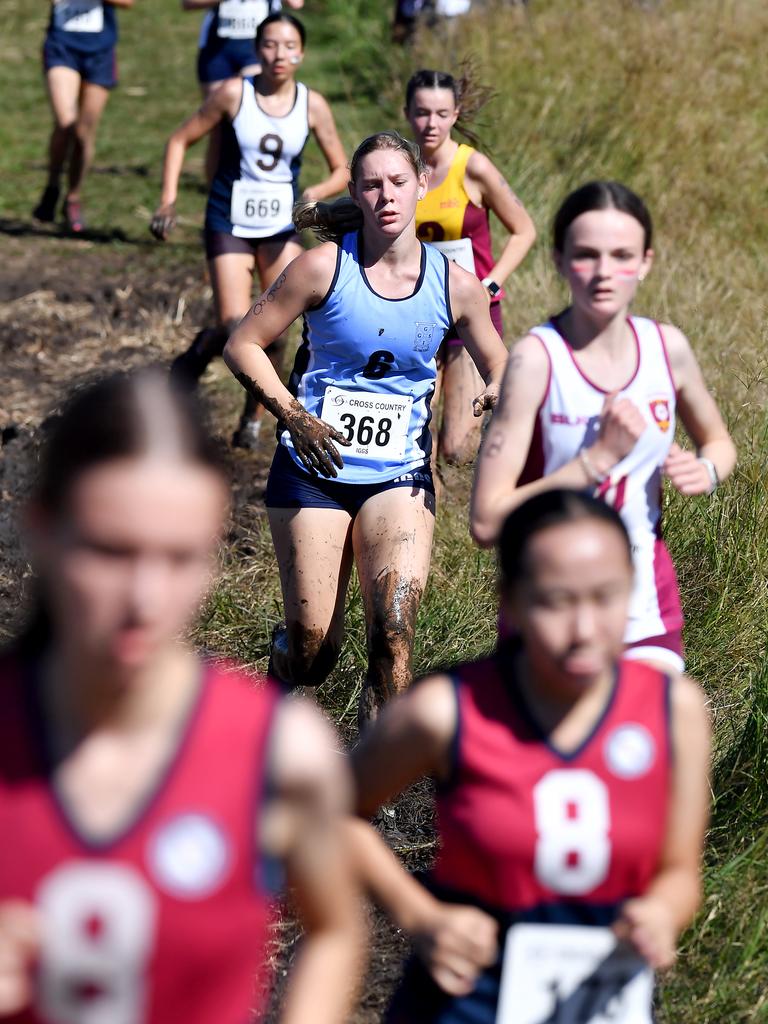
(527, 315), (680, 647)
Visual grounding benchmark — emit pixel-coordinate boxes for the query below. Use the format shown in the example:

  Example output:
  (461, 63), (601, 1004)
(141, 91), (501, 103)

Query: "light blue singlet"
(282, 231), (454, 484)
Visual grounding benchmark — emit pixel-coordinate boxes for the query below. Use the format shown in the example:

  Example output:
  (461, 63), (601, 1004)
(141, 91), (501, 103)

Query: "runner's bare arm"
(465, 152), (536, 287)
(470, 335), (648, 546)
(352, 674), (457, 817)
(660, 324), (737, 494)
(0, 902), (40, 1016)
(302, 92), (349, 202)
(151, 80), (242, 239)
(262, 700), (365, 1024)
(344, 818), (498, 996)
(448, 266), (507, 409)
(223, 245), (352, 476)
(613, 674), (710, 968)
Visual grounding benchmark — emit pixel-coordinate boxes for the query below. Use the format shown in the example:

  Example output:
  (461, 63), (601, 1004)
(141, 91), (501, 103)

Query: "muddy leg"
(353, 486), (435, 730)
(268, 506), (353, 688)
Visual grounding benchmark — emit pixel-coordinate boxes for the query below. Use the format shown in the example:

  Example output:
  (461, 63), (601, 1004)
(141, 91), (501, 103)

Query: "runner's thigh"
(268, 506), (354, 634)
(209, 251), (257, 324)
(352, 486), (435, 621)
(255, 237), (303, 289)
(46, 65), (82, 125)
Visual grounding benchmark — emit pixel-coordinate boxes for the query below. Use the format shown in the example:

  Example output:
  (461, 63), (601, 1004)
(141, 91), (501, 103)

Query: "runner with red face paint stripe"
(471, 181), (736, 673)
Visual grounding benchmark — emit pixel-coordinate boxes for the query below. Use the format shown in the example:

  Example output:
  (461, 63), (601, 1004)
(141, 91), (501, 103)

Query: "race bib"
(320, 387), (412, 462)
(428, 237), (476, 274)
(54, 0), (104, 33)
(497, 924), (653, 1024)
(230, 180), (293, 236)
(217, 0), (268, 39)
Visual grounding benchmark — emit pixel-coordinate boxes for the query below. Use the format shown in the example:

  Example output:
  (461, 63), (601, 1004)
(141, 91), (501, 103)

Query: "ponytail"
(293, 197), (363, 244)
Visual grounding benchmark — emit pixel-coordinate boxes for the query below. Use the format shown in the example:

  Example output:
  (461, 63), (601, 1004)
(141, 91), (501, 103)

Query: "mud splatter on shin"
(365, 570), (423, 709)
(271, 620), (341, 688)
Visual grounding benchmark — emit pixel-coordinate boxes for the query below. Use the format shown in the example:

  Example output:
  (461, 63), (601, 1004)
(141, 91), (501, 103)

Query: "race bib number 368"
(54, 0), (104, 33)
(497, 924), (653, 1024)
(320, 387), (412, 462)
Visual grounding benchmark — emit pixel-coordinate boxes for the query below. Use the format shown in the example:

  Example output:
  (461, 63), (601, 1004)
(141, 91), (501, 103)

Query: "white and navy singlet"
(199, 0), (278, 48)
(206, 78), (309, 238)
(46, 1), (118, 52)
(282, 232), (454, 484)
(521, 315), (683, 650)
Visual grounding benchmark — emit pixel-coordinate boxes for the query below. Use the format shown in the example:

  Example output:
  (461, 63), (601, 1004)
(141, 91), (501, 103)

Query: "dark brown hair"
(499, 489), (632, 589)
(404, 62), (494, 148)
(553, 181), (653, 252)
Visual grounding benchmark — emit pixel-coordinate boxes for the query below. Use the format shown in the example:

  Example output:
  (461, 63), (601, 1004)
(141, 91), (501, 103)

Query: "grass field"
(1, 0), (767, 1020)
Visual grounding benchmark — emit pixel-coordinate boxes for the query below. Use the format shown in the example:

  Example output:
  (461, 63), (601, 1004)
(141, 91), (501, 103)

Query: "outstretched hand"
(472, 382), (500, 417)
(593, 391), (646, 464)
(284, 404), (351, 478)
(413, 902), (499, 996)
(662, 443), (714, 495)
(612, 896), (677, 969)
(150, 202), (177, 241)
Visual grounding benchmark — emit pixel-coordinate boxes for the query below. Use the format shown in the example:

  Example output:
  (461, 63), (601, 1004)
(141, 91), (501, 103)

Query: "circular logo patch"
(604, 724), (656, 779)
(147, 814), (231, 899)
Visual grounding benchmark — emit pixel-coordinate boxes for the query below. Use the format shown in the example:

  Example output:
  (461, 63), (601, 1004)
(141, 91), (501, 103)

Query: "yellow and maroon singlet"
(415, 143), (500, 296)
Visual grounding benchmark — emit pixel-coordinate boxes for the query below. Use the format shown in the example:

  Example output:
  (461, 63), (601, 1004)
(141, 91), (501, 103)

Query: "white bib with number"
(320, 387), (412, 462)
(54, 0), (104, 33)
(497, 924), (653, 1024)
(217, 0), (268, 39)
(230, 179), (293, 236)
(428, 237), (476, 274)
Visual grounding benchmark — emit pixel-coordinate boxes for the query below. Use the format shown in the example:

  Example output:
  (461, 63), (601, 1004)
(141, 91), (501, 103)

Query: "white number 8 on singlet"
(533, 770), (611, 895)
(36, 862), (157, 1024)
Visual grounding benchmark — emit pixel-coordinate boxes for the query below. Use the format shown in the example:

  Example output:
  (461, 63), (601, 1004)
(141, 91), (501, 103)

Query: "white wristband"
(698, 457), (719, 494)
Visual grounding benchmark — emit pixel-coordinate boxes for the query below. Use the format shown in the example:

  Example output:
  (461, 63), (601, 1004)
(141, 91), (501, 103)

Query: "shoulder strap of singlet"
(444, 144), (474, 197)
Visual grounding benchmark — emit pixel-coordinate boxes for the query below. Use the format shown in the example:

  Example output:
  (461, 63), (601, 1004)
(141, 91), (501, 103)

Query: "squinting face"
(30, 457), (228, 674)
(556, 208), (653, 321)
(350, 149), (427, 237)
(258, 22), (303, 78)
(405, 87), (458, 152)
(503, 520), (633, 693)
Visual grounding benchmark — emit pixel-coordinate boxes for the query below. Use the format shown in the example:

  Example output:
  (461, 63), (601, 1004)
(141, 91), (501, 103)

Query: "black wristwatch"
(481, 277), (501, 298)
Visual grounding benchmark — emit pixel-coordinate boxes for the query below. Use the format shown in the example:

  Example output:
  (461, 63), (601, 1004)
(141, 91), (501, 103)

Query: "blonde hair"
(293, 130), (426, 244)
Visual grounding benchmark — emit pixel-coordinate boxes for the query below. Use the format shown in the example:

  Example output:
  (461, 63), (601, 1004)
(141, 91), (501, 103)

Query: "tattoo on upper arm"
(483, 429), (507, 458)
(498, 177), (524, 206)
(250, 271), (288, 317)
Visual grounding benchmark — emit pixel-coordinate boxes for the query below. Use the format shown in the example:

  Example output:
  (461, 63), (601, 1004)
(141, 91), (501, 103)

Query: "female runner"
(33, 0), (135, 234)
(0, 370), (362, 1023)
(182, 0), (305, 184)
(471, 181), (736, 672)
(405, 68), (536, 465)
(352, 489), (711, 1021)
(223, 130), (508, 726)
(151, 13), (347, 449)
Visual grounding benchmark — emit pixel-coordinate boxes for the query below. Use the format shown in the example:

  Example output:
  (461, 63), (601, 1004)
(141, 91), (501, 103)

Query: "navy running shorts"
(265, 443), (435, 517)
(197, 40), (258, 83)
(204, 227), (299, 260)
(43, 36), (117, 89)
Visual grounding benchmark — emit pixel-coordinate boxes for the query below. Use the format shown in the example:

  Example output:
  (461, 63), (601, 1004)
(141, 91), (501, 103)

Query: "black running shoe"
(170, 328), (223, 391)
(33, 185), (60, 223)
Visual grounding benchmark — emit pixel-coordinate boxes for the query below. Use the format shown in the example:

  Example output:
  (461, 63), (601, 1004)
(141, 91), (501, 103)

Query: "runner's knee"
(278, 621), (341, 687)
